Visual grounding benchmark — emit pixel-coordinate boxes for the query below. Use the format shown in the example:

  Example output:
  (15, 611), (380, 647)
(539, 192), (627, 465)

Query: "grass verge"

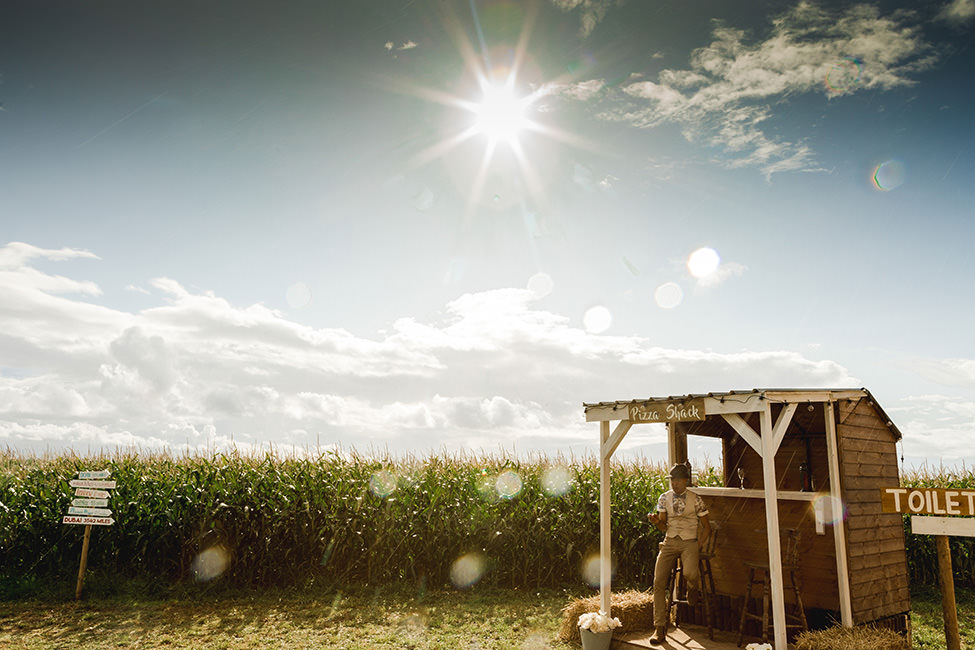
(0, 583), (579, 650)
(910, 584), (975, 650)
(1, 582), (971, 649)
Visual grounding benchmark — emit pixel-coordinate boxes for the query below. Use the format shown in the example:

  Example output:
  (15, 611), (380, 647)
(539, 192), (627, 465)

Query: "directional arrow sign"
(72, 498), (109, 508)
(69, 479), (116, 489)
(63, 515), (114, 526)
(68, 506), (112, 517)
(74, 488), (111, 499)
(77, 470), (111, 480)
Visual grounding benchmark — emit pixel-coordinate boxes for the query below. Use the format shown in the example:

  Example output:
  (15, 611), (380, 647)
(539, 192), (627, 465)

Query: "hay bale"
(558, 590), (654, 642)
(794, 625), (910, 650)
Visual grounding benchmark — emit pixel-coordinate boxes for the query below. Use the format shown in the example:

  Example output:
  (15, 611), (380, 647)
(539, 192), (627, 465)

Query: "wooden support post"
(599, 420), (612, 615)
(75, 524), (92, 600)
(667, 422), (678, 467)
(760, 406), (788, 650)
(824, 399), (853, 626)
(936, 535), (961, 650)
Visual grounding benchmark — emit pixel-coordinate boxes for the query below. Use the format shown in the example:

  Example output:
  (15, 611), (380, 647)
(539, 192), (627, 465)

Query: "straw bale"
(794, 625), (909, 650)
(558, 590), (654, 642)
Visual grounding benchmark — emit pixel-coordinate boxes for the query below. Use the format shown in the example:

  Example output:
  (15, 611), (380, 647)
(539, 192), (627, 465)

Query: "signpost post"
(881, 487), (975, 650)
(64, 471), (116, 599)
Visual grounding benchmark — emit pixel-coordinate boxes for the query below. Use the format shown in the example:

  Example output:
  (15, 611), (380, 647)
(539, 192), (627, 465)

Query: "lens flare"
(472, 81), (530, 145)
(496, 470), (523, 499)
(369, 470), (397, 498)
(397, 612), (429, 631)
(687, 247), (720, 278)
(477, 471), (499, 502)
(286, 282), (312, 309)
(654, 282), (683, 309)
(450, 552), (487, 588)
(583, 306), (612, 333)
(872, 160), (906, 191)
(825, 56), (863, 93)
(527, 272), (554, 299)
(540, 466), (574, 497)
(581, 553), (601, 587)
(191, 545), (230, 582)
(813, 495), (848, 526)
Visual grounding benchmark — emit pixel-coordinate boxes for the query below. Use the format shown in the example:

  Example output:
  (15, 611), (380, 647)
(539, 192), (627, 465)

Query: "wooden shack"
(584, 389), (910, 650)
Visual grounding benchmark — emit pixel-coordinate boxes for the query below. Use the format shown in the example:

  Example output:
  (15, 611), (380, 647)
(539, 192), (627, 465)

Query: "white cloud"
(696, 261), (747, 288)
(550, 0), (618, 37)
(903, 357), (975, 387)
(581, 3), (936, 177)
(0, 242), (100, 268)
(3, 241), (942, 462)
(887, 394), (975, 465)
(537, 79), (606, 102)
(938, 0), (974, 26)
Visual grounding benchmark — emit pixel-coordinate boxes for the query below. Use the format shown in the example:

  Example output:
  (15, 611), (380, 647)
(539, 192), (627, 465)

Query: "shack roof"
(583, 387), (902, 441)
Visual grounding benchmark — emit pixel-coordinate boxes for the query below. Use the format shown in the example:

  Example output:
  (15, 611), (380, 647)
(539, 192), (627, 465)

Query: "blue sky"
(1, 0), (973, 467)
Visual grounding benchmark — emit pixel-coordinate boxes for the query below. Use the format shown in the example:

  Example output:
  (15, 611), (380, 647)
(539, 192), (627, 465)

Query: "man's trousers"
(652, 535), (700, 627)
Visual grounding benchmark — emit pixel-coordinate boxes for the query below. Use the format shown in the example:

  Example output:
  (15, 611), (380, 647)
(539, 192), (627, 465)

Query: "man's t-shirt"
(656, 489), (709, 540)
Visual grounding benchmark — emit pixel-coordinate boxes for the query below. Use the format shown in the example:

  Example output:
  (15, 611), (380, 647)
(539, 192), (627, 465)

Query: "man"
(646, 463), (711, 645)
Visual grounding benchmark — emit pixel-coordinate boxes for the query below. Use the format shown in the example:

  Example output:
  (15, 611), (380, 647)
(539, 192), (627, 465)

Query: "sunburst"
(386, 3), (596, 217)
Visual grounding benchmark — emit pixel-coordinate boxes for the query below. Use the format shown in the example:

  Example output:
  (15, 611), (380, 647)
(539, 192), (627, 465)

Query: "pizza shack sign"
(629, 398), (706, 423)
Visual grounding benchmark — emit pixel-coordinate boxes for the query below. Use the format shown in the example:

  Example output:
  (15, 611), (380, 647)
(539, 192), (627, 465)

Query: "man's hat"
(669, 463), (691, 479)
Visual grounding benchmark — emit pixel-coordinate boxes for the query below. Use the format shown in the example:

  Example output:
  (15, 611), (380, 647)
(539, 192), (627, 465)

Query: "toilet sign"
(882, 486), (972, 650)
(881, 487), (975, 516)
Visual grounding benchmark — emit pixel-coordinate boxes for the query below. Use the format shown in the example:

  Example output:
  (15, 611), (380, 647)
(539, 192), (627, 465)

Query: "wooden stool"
(737, 529), (808, 646)
(664, 527), (718, 640)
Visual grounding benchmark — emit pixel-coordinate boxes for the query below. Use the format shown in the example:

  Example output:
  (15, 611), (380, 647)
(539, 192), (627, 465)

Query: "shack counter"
(584, 389), (910, 650)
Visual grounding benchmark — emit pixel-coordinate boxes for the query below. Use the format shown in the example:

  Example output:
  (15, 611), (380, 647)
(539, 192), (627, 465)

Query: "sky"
(1, 0), (973, 468)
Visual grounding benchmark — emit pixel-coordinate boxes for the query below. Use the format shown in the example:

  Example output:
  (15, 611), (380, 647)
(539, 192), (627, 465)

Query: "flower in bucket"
(745, 644), (772, 650)
(577, 610), (622, 634)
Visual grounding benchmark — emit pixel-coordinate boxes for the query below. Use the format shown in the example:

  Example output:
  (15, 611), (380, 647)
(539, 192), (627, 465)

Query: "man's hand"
(647, 512), (660, 525)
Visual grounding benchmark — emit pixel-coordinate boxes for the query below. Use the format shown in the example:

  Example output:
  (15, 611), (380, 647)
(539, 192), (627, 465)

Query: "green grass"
(0, 583), (971, 649)
(0, 584), (578, 650)
(910, 584), (975, 650)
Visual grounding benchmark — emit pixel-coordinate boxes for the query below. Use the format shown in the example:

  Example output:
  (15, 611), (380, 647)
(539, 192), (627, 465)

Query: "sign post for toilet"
(882, 487), (975, 650)
(65, 471), (116, 599)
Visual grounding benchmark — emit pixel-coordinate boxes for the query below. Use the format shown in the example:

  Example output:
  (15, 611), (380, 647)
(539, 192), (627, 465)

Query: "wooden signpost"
(882, 487), (973, 650)
(64, 470), (116, 599)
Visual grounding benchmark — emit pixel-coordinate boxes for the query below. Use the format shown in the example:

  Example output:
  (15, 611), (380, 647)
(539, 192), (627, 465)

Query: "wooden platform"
(612, 623), (791, 650)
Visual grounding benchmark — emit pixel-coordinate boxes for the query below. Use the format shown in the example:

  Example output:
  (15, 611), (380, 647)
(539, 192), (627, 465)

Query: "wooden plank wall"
(704, 495), (839, 611)
(836, 398), (911, 624)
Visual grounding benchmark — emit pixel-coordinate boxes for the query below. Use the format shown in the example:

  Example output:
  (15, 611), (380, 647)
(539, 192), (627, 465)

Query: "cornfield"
(1, 449), (971, 593)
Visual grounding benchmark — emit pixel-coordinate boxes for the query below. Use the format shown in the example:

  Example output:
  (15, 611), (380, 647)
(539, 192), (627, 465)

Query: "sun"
(470, 80), (530, 145)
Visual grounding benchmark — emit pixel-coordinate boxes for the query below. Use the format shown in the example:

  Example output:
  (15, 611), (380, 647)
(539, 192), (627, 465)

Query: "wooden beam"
(667, 422), (678, 467)
(700, 394), (766, 414)
(585, 394), (767, 422)
(721, 412), (762, 455)
(763, 389), (867, 403)
(760, 405), (788, 650)
(585, 404), (629, 422)
(912, 516), (975, 537)
(825, 400), (853, 626)
(599, 421), (612, 615)
(602, 420), (632, 461)
(771, 403), (797, 455)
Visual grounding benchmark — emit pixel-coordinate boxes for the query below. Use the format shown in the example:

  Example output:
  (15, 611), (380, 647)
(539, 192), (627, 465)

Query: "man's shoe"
(688, 588), (701, 607)
(648, 626), (667, 645)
